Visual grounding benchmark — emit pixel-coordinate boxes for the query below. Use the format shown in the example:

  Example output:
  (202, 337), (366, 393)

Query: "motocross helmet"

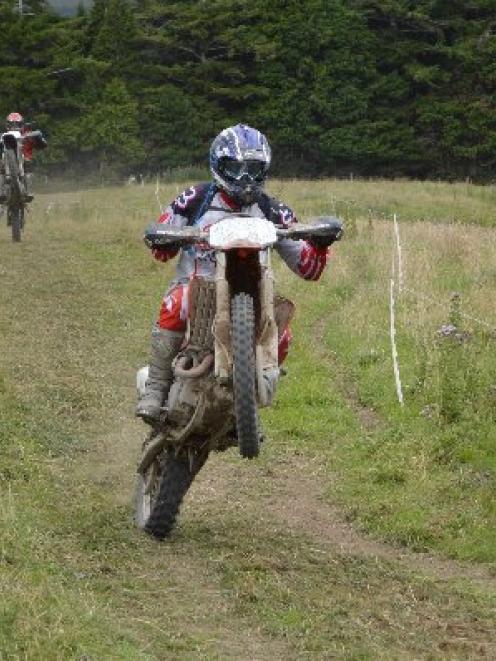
(6, 112), (24, 131)
(209, 124), (271, 205)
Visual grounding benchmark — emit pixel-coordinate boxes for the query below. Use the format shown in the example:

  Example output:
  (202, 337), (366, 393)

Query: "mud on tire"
(4, 149), (23, 242)
(4, 149), (20, 197)
(231, 292), (259, 459)
(9, 206), (23, 242)
(136, 448), (208, 540)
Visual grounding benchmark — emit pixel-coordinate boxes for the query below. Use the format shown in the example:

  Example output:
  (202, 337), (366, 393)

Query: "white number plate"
(2, 131), (22, 139)
(209, 216), (277, 249)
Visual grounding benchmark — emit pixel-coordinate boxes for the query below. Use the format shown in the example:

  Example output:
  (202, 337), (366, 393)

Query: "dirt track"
(68, 415), (496, 658)
(190, 451), (496, 591)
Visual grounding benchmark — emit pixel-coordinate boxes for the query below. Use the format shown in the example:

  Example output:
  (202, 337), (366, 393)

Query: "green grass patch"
(1, 179), (496, 657)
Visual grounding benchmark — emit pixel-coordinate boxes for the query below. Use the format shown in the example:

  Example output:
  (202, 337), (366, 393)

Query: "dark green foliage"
(1, 0), (495, 178)
(249, 0), (379, 175)
(0, 2), (57, 117)
(90, 0), (137, 73)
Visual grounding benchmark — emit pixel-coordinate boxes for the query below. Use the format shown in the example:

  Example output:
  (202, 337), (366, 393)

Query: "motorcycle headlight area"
(209, 217), (277, 249)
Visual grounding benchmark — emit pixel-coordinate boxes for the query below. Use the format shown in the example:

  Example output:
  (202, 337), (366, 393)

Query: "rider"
(0, 112), (47, 203)
(136, 123), (341, 422)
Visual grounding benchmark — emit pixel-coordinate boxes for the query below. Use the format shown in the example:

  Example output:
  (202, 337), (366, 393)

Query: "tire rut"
(73, 417), (294, 661)
(187, 451), (496, 592)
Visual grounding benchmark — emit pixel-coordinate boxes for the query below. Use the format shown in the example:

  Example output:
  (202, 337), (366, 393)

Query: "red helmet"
(6, 112), (24, 131)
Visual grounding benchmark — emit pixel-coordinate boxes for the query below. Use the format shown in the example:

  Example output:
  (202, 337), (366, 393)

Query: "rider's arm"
(23, 130), (47, 150)
(147, 183), (212, 263)
(36, 132), (48, 150)
(259, 193), (330, 281)
(277, 237), (330, 281)
(150, 210), (182, 263)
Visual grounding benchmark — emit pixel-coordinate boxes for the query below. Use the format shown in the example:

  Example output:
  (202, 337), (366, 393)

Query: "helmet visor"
(220, 158), (267, 181)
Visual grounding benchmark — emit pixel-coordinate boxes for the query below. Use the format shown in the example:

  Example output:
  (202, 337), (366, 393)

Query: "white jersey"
(151, 183), (329, 283)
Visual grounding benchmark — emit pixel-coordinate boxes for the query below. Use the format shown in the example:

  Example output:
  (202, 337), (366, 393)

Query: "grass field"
(1, 178), (496, 658)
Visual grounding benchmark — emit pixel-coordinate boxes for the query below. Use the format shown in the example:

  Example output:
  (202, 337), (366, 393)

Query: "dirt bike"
(0, 129), (38, 242)
(134, 214), (343, 538)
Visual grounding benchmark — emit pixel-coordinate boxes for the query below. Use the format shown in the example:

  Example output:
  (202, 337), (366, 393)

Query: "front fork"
(214, 249), (279, 406)
(1, 153), (27, 201)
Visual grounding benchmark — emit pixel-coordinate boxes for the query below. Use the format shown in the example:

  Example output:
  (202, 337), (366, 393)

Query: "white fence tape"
(393, 213), (404, 293)
(389, 277), (404, 406)
(387, 212), (495, 406)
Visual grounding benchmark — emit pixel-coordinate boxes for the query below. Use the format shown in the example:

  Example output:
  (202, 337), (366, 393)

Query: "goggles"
(6, 121), (23, 131)
(220, 159), (267, 181)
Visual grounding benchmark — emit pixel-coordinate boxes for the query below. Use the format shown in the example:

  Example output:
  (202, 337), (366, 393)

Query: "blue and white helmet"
(209, 124), (272, 204)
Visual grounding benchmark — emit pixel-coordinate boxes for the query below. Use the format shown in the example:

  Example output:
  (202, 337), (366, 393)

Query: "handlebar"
(144, 215), (344, 249)
(1, 130), (43, 144)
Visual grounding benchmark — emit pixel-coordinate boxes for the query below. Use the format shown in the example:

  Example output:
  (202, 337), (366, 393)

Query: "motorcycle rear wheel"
(231, 292), (260, 459)
(135, 447), (208, 539)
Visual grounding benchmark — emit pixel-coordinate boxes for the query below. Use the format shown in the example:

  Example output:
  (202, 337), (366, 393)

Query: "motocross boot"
(136, 327), (184, 422)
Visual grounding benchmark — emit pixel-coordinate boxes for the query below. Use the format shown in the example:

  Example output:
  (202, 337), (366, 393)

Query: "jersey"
(150, 183), (329, 283)
(21, 129), (47, 161)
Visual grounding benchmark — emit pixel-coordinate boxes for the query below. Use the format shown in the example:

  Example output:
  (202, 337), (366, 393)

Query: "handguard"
(276, 216), (344, 246)
(307, 216), (344, 248)
(143, 223), (203, 249)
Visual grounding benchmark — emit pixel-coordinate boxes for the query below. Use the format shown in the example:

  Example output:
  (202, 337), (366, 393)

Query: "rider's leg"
(22, 160), (33, 202)
(274, 295), (295, 366)
(278, 325), (293, 365)
(136, 284), (188, 421)
(135, 326), (184, 421)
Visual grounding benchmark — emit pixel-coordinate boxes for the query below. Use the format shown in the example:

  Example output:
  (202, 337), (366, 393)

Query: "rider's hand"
(308, 235), (338, 249)
(151, 245), (180, 262)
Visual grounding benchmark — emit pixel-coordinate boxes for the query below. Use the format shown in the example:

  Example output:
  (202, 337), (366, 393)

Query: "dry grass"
(271, 177), (496, 226)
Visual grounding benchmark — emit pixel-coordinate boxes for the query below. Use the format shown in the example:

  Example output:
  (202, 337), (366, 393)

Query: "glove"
(147, 240), (180, 252)
(151, 244), (180, 263)
(309, 235), (337, 249)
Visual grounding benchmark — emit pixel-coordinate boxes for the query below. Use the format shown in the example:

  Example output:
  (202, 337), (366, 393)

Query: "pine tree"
(0, 0), (57, 123)
(248, 0), (379, 176)
(90, 0), (137, 73)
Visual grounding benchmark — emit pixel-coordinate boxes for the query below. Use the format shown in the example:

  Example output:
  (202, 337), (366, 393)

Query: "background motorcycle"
(0, 128), (41, 242)
(134, 214), (343, 539)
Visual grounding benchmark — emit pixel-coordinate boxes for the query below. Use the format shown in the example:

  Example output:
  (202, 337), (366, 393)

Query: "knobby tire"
(9, 206), (22, 243)
(5, 149), (23, 242)
(142, 449), (208, 539)
(231, 292), (260, 459)
(4, 149), (20, 196)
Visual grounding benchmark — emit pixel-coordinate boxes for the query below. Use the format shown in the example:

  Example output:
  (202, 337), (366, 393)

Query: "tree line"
(1, 0), (495, 181)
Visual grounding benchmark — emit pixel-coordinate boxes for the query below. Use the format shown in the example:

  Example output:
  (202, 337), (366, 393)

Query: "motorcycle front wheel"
(231, 292), (260, 459)
(135, 446), (208, 539)
(4, 149), (20, 197)
(8, 205), (23, 242)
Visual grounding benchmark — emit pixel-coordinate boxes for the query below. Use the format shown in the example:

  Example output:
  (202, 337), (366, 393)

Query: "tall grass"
(266, 184), (496, 562)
